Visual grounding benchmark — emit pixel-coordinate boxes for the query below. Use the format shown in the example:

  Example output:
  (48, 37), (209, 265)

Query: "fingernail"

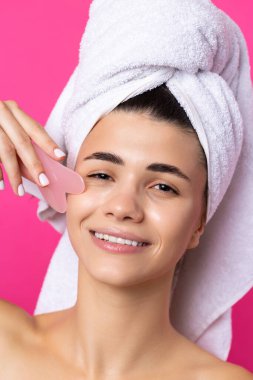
(39, 173), (50, 187)
(18, 183), (25, 196)
(54, 148), (66, 158)
(0, 180), (5, 190)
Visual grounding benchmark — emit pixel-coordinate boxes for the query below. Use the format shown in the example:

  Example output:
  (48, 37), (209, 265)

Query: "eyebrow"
(83, 151), (191, 183)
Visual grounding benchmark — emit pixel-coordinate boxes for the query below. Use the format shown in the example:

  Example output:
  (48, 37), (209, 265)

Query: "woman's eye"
(153, 183), (178, 195)
(87, 172), (112, 181)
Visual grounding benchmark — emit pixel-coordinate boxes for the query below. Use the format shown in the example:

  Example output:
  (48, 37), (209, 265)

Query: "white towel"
(22, 0), (253, 361)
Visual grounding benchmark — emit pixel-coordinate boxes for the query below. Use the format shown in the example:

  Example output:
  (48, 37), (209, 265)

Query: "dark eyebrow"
(146, 163), (191, 182)
(83, 151), (191, 183)
(84, 152), (124, 165)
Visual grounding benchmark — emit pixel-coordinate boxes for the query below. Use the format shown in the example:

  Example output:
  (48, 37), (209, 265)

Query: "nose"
(102, 189), (144, 223)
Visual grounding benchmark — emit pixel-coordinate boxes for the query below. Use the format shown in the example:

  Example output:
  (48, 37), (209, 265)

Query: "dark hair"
(113, 83), (208, 219)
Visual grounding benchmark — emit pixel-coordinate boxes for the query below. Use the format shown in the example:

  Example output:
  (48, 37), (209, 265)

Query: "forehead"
(77, 111), (202, 168)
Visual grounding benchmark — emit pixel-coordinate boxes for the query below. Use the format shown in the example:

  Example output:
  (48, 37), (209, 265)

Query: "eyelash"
(87, 173), (179, 195)
(153, 183), (178, 195)
(87, 172), (112, 181)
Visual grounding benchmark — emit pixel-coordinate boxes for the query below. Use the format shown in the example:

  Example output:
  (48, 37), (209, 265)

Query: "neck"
(67, 262), (179, 379)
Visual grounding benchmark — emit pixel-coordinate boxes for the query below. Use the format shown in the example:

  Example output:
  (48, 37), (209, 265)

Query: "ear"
(187, 212), (206, 250)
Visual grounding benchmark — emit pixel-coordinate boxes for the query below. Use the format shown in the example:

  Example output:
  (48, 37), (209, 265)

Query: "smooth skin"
(0, 103), (252, 380)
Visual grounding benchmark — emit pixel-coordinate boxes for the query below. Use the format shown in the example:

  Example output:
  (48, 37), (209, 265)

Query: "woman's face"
(66, 111), (207, 287)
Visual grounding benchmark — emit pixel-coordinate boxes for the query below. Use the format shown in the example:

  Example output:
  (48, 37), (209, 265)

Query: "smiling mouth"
(90, 230), (149, 247)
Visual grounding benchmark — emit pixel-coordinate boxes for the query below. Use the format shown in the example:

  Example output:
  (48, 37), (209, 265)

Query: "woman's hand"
(0, 100), (66, 196)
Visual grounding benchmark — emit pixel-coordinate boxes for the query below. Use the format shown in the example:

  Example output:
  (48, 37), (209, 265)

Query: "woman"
(0, 84), (252, 378)
(1, 0), (253, 378)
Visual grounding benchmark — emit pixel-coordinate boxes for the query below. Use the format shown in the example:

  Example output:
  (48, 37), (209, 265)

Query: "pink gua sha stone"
(20, 142), (85, 213)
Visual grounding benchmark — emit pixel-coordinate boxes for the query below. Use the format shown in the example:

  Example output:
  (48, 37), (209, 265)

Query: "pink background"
(0, 0), (252, 371)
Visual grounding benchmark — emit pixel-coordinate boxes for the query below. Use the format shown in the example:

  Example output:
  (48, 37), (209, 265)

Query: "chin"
(78, 255), (153, 288)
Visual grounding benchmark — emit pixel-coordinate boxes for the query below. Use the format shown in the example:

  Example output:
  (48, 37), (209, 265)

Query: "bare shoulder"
(0, 298), (35, 332)
(203, 360), (253, 380)
(195, 345), (253, 380)
(173, 332), (253, 380)
(0, 298), (36, 352)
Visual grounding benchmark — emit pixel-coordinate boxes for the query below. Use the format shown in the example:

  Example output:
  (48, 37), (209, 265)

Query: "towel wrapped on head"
(22, 0), (253, 360)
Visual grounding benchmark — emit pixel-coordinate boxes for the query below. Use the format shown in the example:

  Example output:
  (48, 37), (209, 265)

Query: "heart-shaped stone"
(20, 142), (85, 213)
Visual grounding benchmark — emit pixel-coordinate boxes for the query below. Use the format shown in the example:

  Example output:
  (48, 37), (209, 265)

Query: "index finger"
(4, 101), (66, 160)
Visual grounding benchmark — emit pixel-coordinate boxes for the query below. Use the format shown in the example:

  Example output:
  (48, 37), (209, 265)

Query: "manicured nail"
(54, 148), (66, 158)
(0, 180), (4, 190)
(18, 183), (25, 196)
(39, 173), (50, 186)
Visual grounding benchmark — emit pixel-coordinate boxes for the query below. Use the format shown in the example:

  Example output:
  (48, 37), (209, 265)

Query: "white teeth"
(108, 236), (117, 243)
(94, 232), (145, 246)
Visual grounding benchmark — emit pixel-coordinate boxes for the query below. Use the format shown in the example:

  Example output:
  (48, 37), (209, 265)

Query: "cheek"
(66, 194), (94, 224)
(65, 190), (102, 257)
(66, 184), (111, 227)
(152, 198), (198, 251)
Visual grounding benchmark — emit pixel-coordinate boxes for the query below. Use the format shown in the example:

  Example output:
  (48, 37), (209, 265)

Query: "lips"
(89, 228), (151, 245)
